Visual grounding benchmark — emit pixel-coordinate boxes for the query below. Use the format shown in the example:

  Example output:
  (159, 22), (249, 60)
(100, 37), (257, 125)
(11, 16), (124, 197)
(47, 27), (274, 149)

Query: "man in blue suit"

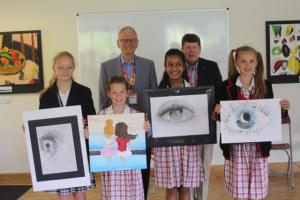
(181, 33), (222, 200)
(99, 26), (157, 112)
(99, 26), (157, 199)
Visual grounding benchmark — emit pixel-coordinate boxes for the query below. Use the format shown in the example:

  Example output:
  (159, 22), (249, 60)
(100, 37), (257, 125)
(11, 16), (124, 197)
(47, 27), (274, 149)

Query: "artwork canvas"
(88, 113), (146, 172)
(23, 106), (91, 191)
(266, 20), (300, 83)
(150, 95), (209, 138)
(0, 30), (44, 93)
(144, 86), (216, 147)
(220, 99), (282, 143)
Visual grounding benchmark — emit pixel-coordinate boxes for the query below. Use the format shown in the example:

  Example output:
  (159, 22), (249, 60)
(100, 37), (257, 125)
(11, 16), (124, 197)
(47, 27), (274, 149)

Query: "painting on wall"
(220, 99), (282, 143)
(23, 106), (91, 191)
(88, 113), (146, 172)
(266, 20), (300, 83)
(144, 86), (216, 147)
(0, 30), (44, 94)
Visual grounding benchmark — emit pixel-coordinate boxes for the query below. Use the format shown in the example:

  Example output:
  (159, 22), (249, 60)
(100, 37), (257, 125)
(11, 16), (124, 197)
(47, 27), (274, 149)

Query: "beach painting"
(88, 113), (146, 172)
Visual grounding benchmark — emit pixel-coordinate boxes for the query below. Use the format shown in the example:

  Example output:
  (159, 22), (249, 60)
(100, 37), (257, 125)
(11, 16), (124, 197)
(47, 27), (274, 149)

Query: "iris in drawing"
(235, 107), (256, 129)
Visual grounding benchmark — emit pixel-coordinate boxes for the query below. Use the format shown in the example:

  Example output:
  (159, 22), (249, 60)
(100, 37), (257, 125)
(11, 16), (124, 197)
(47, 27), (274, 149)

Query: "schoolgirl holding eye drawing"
(213, 46), (290, 200)
(153, 48), (204, 200)
(39, 51), (96, 200)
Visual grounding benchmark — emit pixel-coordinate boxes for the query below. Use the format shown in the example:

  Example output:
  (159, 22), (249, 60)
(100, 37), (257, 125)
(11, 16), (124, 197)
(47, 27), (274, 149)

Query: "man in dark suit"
(181, 33), (222, 200)
(99, 26), (157, 199)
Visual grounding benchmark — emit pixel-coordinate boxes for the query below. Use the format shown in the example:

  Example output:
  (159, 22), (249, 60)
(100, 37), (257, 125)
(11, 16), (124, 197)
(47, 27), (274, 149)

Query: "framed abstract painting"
(266, 20), (300, 83)
(0, 30), (44, 93)
(144, 86), (216, 147)
(23, 106), (91, 191)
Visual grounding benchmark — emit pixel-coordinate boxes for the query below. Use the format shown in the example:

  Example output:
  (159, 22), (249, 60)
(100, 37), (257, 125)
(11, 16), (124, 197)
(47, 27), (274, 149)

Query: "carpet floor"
(0, 185), (31, 200)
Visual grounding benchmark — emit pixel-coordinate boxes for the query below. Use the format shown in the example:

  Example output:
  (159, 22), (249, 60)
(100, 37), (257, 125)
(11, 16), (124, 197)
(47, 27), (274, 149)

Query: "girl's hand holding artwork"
(144, 120), (151, 133)
(84, 127), (89, 139)
(214, 104), (221, 114)
(212, 104), (221, 121)
(83, 118), (88, 127)
(280, 99), (290, 111)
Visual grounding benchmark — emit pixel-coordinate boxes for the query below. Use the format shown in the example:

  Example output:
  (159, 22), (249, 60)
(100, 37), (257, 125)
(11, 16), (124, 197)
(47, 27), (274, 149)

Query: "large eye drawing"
(223, 103), (271, 134)
(157, 101), (195, 124)
(38, 130), (62, 159)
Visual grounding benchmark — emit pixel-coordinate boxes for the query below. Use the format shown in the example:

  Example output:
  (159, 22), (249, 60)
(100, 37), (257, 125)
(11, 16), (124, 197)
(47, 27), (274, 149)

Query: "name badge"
(128, 93), (137, 104)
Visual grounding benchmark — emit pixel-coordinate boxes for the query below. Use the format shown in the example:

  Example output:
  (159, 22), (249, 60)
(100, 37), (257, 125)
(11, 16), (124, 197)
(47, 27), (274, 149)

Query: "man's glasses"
(119, 38), (138, 44)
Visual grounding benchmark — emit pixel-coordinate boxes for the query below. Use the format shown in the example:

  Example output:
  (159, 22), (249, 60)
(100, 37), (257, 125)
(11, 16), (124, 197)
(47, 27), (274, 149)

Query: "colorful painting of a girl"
(114, 122), (137, 162)
(100, 119), (117, 161)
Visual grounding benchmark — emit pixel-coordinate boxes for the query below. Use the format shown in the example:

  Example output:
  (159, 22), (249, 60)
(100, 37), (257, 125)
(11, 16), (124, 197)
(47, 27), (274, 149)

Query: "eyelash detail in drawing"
(222, 102), (271, 134)
(157, 100), (195, 123)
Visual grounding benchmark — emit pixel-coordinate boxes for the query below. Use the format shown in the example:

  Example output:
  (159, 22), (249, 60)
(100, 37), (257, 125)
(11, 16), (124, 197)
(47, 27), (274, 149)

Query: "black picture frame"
(0, 30), (44, 93)
(266, 20), (300, 83)
(144, 86), (216, 147)
(28, 116), (85, 182)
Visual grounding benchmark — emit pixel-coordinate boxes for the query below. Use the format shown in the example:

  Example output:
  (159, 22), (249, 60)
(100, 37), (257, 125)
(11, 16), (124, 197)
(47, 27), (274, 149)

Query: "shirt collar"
(107, 105), (131, 114)
(236, 76), (255, 91)
(120, 55), (135, 65)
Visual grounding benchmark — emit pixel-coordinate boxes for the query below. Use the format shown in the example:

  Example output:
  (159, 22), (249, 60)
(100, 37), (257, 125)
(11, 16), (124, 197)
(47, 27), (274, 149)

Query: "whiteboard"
(77, 9), (229, 111)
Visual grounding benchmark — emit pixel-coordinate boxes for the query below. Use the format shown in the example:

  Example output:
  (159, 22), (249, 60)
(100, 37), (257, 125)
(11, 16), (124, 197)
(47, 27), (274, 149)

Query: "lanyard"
(120, 58), (136, 92)
(57, 92), (64, 107)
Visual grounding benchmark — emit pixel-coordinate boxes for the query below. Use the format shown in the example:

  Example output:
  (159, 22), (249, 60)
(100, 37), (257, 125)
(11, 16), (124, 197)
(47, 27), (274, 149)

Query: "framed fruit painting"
(0, 30), (44, 93)
(266, 20), (300, 83)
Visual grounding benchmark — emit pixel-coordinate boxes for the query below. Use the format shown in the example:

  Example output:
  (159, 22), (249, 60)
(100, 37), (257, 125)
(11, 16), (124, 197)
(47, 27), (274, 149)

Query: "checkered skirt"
(99, 106), (144, 200)
(101, 170), (144, 200)
(224, 143), (268, 199)
(48, 172), (96, 195)
(154, 145), (204, 188)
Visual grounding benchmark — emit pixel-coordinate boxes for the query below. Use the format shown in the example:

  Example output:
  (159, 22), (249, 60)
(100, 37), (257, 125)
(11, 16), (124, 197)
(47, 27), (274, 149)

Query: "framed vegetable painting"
(266, 20), (300, 83)
(0, 30), (44, 93)
(144, 86), (216, 147)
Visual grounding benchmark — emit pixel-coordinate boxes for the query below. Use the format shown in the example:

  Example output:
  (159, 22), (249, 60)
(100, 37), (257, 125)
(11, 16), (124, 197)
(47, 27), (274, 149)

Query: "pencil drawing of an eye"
(39, 130), (62, 158)
(226, 105), (271, 132)
(157, 101), (195, 123)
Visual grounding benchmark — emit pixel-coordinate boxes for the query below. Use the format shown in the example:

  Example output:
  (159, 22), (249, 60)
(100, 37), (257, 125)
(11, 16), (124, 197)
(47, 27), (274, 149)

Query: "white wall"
(0, 0), (299, 172)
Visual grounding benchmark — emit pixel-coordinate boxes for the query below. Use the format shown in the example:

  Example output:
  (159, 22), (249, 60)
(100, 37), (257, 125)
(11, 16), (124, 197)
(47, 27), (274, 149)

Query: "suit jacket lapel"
(133, 55), (140, 90)
(197, 58), (206, 85)
(116, 56), (122, 75)
(66, 81), (76, 106)
(226, 77), (238, 100)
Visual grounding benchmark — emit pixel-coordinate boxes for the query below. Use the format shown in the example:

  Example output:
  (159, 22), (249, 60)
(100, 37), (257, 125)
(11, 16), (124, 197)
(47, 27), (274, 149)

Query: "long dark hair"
(158, 48), (188, 88)
(115, 122), (137, 139)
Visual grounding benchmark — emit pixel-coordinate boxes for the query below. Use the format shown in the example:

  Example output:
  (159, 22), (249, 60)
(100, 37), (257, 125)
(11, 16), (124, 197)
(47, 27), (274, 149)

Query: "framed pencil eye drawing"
(23, 106), (91, 191)
(266, 20), (300, 83)
(0, 30), (44, 93)
(144, 86), (216, 147)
